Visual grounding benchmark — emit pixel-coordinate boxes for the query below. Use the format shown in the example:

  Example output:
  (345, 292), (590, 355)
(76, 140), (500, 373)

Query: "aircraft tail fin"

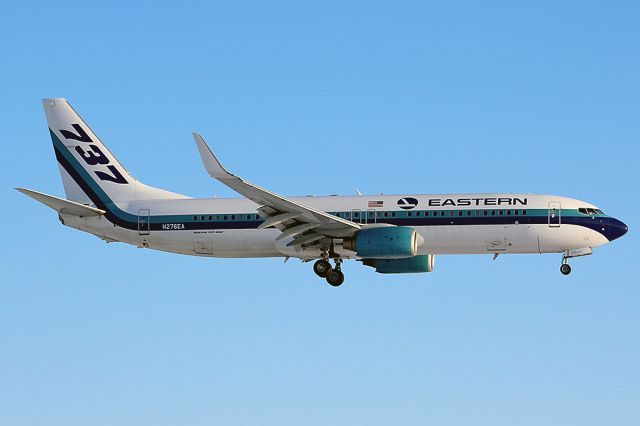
(42, 98), (186, 207)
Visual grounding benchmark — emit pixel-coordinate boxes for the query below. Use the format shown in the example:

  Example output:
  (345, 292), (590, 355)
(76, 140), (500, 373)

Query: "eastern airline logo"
(59, 124), (128, 184)
(397, 197), (418, 210)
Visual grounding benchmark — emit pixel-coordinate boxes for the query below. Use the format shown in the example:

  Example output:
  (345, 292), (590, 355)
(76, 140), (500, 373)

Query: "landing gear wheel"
(313, 259), (332, 277)
(560, 263), (572, 275)
(326, 269), (345, 287)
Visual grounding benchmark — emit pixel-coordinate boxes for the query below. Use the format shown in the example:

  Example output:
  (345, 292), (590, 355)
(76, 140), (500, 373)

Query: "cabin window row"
(192, 214), (260, 221)
(191, 209), (530, 222)
(330, 210), (528, 218)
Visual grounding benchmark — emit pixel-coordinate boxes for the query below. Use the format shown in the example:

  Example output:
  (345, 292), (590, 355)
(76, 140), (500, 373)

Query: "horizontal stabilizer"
(16, 187), (105, 217)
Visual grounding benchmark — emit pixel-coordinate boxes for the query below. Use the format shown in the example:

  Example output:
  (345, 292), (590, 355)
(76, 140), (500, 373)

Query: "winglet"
(192, 132), (232, 179)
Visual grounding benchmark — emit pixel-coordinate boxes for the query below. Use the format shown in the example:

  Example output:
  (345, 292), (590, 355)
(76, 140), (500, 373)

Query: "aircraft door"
(138, 209), (150, 235)
(548, 202), (561, 228)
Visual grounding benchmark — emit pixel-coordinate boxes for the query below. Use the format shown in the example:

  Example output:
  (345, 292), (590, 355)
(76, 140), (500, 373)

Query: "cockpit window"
(579, 207), (602, 215)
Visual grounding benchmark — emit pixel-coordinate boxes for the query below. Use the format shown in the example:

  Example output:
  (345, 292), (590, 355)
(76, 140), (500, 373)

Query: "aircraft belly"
(537, 224), (606, 253)
(417, 224), (540, 255)
(76, 217), (605, 259)
(190, 229), (281, 258)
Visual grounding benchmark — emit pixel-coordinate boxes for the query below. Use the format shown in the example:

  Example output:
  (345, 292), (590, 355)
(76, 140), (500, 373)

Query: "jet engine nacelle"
(343, 226), (418, 259)
(363, 255), (435, 274)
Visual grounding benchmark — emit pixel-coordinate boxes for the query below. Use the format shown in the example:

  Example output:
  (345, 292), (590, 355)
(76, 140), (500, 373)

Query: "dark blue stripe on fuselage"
(53, 139), (616, 239)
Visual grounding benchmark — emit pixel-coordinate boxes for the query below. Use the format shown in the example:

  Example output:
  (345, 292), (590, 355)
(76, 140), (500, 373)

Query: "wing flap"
(258, 211), (301, 229)
(287, 232), (325, 247)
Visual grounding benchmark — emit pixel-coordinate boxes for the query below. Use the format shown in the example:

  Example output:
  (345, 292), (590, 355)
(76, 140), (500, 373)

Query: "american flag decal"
(368, 200), (383, 208)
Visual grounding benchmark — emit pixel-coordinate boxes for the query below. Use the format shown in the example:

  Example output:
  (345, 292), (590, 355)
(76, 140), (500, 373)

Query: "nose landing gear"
(560, 261), (572, 275)
(559, 247), (592, 275)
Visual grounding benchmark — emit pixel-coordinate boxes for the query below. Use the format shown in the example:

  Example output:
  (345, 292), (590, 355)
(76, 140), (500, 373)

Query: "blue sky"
(1, 1), (638, 425)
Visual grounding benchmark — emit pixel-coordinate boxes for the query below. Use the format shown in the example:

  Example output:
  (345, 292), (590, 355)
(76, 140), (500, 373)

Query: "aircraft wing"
(16, 187), (106, 216)
(193, 133), (361, 248)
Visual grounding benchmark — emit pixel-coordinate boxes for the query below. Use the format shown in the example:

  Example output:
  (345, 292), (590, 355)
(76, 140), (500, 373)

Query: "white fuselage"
(60, 193), (611, 259)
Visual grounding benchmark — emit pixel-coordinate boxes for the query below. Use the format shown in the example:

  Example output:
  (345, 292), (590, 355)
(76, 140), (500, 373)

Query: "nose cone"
(606, 218), (628, 242)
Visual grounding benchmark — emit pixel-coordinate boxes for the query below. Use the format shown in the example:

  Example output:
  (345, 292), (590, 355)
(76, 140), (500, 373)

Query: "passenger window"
(391, 212), (396, 217)
(522, 210), (527, 215)
(506, 210), (511, 215)
(208, 215), (212, 221)
(491, 210), (496, 216)
(193, 215), (198, 221)
(408, 211), (413, 217)
(458, 211), (463, 217)
(483, 210), (488, 216)
(223, 215), (228, 220)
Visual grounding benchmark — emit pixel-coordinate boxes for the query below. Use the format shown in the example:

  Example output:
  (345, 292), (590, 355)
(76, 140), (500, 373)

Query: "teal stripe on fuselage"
(51, 130), (608, 230)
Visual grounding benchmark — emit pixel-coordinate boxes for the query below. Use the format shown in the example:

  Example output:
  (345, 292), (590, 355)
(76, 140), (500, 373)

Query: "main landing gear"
(313, 259), (332, 277)
(313, 257), (345, 287)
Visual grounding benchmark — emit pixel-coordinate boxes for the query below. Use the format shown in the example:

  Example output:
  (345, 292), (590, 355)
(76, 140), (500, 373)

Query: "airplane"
(17, 99), (628, 286)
